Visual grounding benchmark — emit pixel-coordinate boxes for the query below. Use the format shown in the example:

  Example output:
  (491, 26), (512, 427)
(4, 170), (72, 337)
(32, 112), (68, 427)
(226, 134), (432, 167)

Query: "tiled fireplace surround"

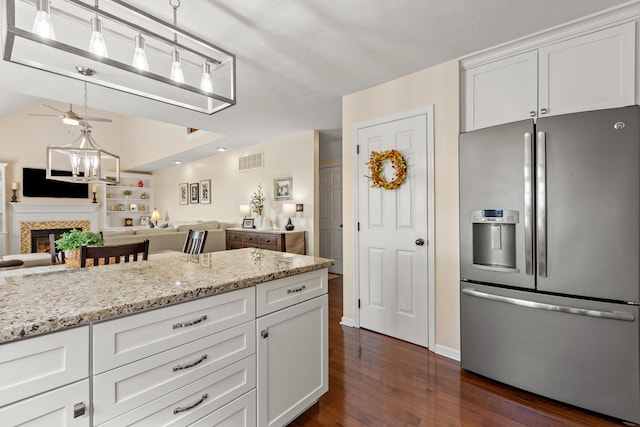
(9, 203), (100, 255)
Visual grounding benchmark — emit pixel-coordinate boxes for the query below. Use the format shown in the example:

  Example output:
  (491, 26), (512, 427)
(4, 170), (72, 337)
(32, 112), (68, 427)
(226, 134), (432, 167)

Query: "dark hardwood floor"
(290, 275), (629, 427)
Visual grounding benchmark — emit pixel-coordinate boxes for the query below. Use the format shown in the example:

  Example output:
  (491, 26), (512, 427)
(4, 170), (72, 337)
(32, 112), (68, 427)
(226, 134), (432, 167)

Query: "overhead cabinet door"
(538, 22), (636, 117)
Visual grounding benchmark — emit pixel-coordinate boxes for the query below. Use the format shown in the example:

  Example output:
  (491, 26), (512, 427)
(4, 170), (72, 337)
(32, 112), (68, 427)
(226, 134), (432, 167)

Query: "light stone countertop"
(0, 248), (333, 344)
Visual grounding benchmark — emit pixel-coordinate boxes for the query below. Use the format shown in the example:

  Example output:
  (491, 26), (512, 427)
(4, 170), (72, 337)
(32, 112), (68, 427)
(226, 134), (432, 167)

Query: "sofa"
(102, 220), (238, 254)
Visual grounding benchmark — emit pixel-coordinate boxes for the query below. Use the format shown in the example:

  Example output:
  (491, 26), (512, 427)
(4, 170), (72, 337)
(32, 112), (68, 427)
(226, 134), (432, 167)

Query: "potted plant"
(250, 183), (265, 228)
(55, 229), (104, 268)
(123, 189), (133, 198)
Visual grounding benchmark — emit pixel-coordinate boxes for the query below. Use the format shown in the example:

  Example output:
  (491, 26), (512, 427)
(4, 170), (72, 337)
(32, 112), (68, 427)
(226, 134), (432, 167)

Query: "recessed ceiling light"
(174, 160), (182, 165)
(217, 147), (227, 152)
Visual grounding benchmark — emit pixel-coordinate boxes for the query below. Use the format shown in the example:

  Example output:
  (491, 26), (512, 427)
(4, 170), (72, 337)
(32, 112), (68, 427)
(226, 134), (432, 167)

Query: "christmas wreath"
(365, 149), (407, 190)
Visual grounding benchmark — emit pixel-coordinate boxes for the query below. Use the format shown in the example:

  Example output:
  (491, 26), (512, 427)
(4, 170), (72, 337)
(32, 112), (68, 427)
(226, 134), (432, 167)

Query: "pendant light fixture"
(169, 0), (185, 83)
(200, 62), (214, 93)
(132, 33), (150, 71)
(47, 81), (120, 184)
(88, 1), (108, 58)
(6, 0), (236, 114)
(32, 0), (55, 39)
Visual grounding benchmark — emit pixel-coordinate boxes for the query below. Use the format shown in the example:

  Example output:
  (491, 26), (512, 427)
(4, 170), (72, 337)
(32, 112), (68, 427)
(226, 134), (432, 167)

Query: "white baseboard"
(339, 316), (355, 327)
(434, 344), (460, 362)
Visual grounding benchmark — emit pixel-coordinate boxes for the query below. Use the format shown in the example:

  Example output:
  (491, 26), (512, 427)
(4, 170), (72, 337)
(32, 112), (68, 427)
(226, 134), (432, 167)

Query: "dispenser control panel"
(471, 209), (518, 224)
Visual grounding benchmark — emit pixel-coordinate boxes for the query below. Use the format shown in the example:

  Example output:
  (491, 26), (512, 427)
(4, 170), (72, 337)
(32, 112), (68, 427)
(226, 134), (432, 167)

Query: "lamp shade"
(240, 204), (251, 217)
(283, 203), (296, 217)
(151, 208), (162, 222)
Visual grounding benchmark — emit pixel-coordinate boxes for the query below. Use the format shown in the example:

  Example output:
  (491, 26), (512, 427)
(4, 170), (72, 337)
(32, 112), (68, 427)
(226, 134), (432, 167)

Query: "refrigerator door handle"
(524, 132), (534, 275)
(536, 131), (547, 277)
(462, 288), (635, 321)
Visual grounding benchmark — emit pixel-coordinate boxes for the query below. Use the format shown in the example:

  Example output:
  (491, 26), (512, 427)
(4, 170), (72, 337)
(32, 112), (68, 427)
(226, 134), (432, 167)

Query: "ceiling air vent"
(238, 152), (264, 172)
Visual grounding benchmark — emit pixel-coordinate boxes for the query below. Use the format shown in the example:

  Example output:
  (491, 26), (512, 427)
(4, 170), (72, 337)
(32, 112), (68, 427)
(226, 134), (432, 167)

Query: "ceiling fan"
(28, 103), (112, 126)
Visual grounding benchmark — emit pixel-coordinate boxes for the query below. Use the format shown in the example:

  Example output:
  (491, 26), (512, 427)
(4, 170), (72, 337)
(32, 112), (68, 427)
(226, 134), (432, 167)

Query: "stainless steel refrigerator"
(459, 106), (640, 423)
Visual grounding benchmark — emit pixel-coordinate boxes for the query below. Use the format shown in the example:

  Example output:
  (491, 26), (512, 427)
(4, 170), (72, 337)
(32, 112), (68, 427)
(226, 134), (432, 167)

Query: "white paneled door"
(319, 165), (343, 274)
(357, 112), (429, 347)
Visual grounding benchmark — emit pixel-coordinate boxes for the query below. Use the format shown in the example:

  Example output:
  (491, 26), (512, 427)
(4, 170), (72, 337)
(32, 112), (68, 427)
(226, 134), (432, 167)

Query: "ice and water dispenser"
(471, 209), (519, 272)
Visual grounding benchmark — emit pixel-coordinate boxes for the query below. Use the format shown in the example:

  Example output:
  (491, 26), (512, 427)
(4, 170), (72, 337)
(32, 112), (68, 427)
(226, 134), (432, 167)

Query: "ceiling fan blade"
(27, 113), (63, 118)
(43, 104), (66, 113)
(85, 116), (113, 122)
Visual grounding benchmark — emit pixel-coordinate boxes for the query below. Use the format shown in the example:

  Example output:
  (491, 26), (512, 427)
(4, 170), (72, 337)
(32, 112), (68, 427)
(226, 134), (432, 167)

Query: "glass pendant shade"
(200, 63), (213, 93)
(47, 128), (120, 183)
(32, 0), (55, 39)
(89, 17), (108, 57)
(132, 33), (149, 71)
(170, 50), (185, 83)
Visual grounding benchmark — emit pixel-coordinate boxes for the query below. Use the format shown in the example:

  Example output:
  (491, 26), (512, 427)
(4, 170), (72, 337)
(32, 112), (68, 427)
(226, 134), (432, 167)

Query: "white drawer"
(93, 287), (255, 373)
(256, 269), (327, 317)
(94, 321), (255, 425)
(100, 356), (256, 427)
(189, 390), (256, 427)
(0, 379), (90, 426)
(0, 326), (89, 407)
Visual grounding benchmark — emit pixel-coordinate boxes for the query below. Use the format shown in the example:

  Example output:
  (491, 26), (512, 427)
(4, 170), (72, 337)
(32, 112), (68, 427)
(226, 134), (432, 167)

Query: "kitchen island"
(0, 248), (333, 426)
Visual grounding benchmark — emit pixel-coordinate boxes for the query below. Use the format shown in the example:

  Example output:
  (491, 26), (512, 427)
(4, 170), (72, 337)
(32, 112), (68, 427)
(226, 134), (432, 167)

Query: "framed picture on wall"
(179, 183), (188, 205)
(274, 177), (292, 200)
(200, 179), (211, 204)
(190, 183), (199, 204)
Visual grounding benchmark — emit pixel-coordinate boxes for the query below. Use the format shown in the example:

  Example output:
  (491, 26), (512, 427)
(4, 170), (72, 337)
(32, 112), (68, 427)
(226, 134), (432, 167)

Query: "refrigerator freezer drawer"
(461, 283), (640, 423)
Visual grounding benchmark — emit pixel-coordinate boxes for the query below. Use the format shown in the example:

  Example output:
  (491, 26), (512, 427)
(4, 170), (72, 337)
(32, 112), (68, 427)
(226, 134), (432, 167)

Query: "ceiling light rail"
(4, 0), (236, 114)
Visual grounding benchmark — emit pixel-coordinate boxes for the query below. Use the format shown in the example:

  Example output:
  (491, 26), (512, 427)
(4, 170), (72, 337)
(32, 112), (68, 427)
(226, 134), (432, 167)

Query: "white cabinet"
(100, 172), (153, 229)
(463, 51), (538, 131)
(92, 287), (256, 426)
(462, 22), (636, 131)
(256, 270), (329, 427)
(0, 380), (90, 426)
(0, 162), (7, 256)
(0, 326), (90, 426)
(538, 23), (636, 117)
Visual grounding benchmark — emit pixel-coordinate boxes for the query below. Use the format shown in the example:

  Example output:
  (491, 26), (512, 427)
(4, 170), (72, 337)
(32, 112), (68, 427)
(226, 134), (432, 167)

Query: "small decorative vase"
(255, 215), (262, 229)
(138, 180), (144, 187)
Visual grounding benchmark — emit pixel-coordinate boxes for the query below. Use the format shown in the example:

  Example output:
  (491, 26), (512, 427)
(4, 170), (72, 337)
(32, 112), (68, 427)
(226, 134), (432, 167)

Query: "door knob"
(415, 238), (425, 246)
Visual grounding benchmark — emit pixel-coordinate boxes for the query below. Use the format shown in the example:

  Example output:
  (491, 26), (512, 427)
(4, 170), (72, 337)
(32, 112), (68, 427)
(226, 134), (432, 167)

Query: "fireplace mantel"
(9, 203), (100, 254)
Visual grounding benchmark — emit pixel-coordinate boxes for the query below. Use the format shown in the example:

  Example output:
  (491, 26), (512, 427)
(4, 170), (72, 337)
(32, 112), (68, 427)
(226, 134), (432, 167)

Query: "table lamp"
(240, 204), (251, 219)
(151, 208), (162, 226)
(283, 203), (296, 231)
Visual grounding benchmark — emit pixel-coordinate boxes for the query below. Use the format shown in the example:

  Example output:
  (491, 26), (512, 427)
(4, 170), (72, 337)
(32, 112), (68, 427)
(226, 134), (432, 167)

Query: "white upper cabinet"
(538, 23), (636, 118)
(462, 21), (637, 131)
(463, 51), (538, 131)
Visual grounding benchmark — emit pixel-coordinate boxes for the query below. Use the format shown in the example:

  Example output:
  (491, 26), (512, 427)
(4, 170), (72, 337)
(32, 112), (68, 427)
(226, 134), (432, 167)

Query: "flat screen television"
(22, 167), (89, 199)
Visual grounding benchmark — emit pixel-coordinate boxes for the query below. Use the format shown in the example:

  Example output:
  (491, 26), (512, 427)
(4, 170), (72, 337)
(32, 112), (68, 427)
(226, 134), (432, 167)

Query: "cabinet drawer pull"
(173, 354), (208, 372)
(287, 285), (306, 294)
(172, 315), (208, 329)
(173, 393), (208, 414)
(73, 402), (86, 418)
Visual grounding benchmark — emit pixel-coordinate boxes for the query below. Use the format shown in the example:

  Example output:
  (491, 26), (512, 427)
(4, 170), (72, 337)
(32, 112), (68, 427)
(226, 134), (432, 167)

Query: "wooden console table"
(226, 228), (306, 255)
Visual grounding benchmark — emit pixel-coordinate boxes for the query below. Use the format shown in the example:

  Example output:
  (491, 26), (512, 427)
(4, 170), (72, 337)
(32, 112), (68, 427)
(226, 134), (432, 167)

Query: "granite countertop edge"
(0, 249), (333, 345)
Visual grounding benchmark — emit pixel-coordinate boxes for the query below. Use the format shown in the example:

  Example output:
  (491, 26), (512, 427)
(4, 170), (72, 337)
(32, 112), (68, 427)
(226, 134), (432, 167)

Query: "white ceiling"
(0, 0), (630, 171)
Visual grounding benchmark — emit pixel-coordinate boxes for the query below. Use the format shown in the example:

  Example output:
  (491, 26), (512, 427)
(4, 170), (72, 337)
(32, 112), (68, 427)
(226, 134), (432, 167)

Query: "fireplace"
(30, 228), (76, 254)
(9, 203), (99, 255)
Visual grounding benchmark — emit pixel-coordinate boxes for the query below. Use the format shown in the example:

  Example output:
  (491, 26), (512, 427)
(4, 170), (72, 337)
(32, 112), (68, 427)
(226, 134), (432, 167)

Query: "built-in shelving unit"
(100, 172), (153, 230)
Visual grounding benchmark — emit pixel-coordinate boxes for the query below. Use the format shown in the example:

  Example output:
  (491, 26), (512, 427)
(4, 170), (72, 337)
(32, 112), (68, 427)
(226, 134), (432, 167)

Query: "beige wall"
(0, 101), (124, 202)
(342, 59), (461, 353)
(153, 130), (320, 256)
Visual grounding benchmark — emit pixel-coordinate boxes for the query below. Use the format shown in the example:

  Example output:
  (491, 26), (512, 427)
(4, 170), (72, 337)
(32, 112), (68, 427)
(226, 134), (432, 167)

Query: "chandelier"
(46, 82), (120, 183)
(4, 0), (236, 114)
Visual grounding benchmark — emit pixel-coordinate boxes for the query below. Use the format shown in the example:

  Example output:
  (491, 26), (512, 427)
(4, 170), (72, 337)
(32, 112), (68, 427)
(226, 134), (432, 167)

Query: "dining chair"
(181, 229), (208, 254)
(80, 240), (150, 267)
(49, 233), (65, 264)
